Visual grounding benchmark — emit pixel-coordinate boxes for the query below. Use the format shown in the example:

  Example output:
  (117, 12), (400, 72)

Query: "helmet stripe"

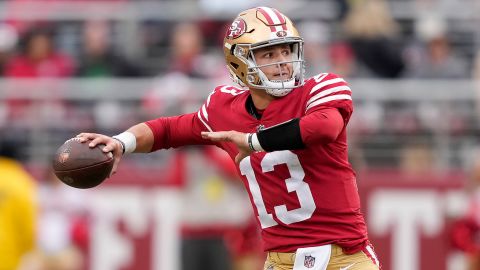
(271, 8), (287, 30)
(257, 7), (277, 32)
(259, 7), (283, 25)
(257, 7), (288, 32)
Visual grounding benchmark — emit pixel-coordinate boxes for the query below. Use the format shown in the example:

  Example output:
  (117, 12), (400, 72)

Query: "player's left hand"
(201, 131), (253, 164)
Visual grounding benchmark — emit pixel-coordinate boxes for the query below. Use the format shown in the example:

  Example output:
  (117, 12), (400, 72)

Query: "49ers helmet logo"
(276, 30), (287, 37)
(226, 18), (246, 39)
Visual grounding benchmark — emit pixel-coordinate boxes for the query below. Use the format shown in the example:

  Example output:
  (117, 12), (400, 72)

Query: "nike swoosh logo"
(340, 263), (356, 270)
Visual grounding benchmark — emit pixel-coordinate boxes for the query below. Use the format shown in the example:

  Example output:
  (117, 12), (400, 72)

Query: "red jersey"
(4, 54), (74, 77)
(146, 73), (368, 252)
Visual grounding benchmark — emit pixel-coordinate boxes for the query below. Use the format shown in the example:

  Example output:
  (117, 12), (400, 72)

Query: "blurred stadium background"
(1, 0), (480, 270)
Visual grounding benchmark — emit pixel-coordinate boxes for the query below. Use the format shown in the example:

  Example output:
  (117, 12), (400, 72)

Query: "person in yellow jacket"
(0, 142), (37, 270)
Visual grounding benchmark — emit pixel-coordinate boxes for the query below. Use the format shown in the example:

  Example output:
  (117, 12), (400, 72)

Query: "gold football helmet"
(224, 7), (305, 97)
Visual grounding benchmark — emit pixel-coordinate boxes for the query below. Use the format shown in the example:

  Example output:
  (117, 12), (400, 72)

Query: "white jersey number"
(240, 151), (316, 229)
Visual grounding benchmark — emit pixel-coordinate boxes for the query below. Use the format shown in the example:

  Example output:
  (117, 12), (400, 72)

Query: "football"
(52, 137), (114, 189)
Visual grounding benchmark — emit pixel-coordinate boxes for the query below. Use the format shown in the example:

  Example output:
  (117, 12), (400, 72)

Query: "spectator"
(2, 26), (74, 125)
(168, 22), (224, 79)
(297, 21), (331, 77)
(404, 14), (469, 79)
(342, 0), (405, 78)
(77, 20), (144, 78)
(76, 20), (146, 132)
(4, 26), (74, 77)
(399, 142), (435, 177)
(169, 22), (205, 78)
(328, 42), (356, 79)
(0, 140), (38, 270)
(298, 20), (356, 79)
(142, 22), (225, 118)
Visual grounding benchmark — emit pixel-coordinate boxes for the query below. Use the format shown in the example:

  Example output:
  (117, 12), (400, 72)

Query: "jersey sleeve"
(145, 86), (234, 151)
(145, 113), (211, 151)
(304, 73), (353, 123)
(299, 107), (345, 145)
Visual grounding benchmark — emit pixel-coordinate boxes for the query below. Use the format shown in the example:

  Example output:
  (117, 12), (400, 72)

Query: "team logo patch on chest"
(304, 255), (316, 268)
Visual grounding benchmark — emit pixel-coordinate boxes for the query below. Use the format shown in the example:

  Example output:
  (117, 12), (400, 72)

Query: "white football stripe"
(206, 90), (215, 106)
(197, 111), (213, 132)
(258, 7), (285, 33)
(307, 86), (351, 107)
(201, 104), (209, 121)
(366, 245), (380, 267)
(274, 25), (283, 32)
(310, 78), (346, 94)
(260, 7), (282, 24)
(305, 94), (352, 111)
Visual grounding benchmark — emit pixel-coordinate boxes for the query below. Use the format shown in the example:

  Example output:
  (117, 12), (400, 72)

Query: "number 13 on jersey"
(240, 151), (316, 229)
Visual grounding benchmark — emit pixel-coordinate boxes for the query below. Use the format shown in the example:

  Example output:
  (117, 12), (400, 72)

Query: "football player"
(78, 7), (381, 270)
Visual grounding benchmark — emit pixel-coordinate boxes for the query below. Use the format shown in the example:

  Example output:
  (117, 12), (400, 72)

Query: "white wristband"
(112, 132), (136, 154)
(251, 133), (265, 152)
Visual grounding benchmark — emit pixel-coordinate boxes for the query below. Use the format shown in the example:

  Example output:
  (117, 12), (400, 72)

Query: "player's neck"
(249, 89), (276, 110)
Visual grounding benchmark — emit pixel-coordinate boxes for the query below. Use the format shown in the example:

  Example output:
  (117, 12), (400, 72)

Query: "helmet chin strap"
(257, 70), (295, 97)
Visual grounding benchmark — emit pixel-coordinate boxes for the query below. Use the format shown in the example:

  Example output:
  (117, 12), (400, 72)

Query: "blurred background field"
(1, 0), (480, 270)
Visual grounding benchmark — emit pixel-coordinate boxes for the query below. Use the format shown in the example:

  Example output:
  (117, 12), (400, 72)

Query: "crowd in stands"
(0, 1), (473, 138)
(0, 0), (475, 80)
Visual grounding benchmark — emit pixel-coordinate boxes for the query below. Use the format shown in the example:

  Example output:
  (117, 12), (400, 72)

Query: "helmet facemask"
(232, 38), (305, 97)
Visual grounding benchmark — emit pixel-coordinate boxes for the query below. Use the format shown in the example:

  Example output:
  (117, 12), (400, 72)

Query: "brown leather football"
(52, 137), (114, 189)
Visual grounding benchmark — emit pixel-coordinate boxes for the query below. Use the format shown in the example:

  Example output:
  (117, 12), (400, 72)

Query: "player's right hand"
(76, 133), (123, 176)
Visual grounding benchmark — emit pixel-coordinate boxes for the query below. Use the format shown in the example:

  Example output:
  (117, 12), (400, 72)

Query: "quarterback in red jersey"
(77, 6), (380, 270)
